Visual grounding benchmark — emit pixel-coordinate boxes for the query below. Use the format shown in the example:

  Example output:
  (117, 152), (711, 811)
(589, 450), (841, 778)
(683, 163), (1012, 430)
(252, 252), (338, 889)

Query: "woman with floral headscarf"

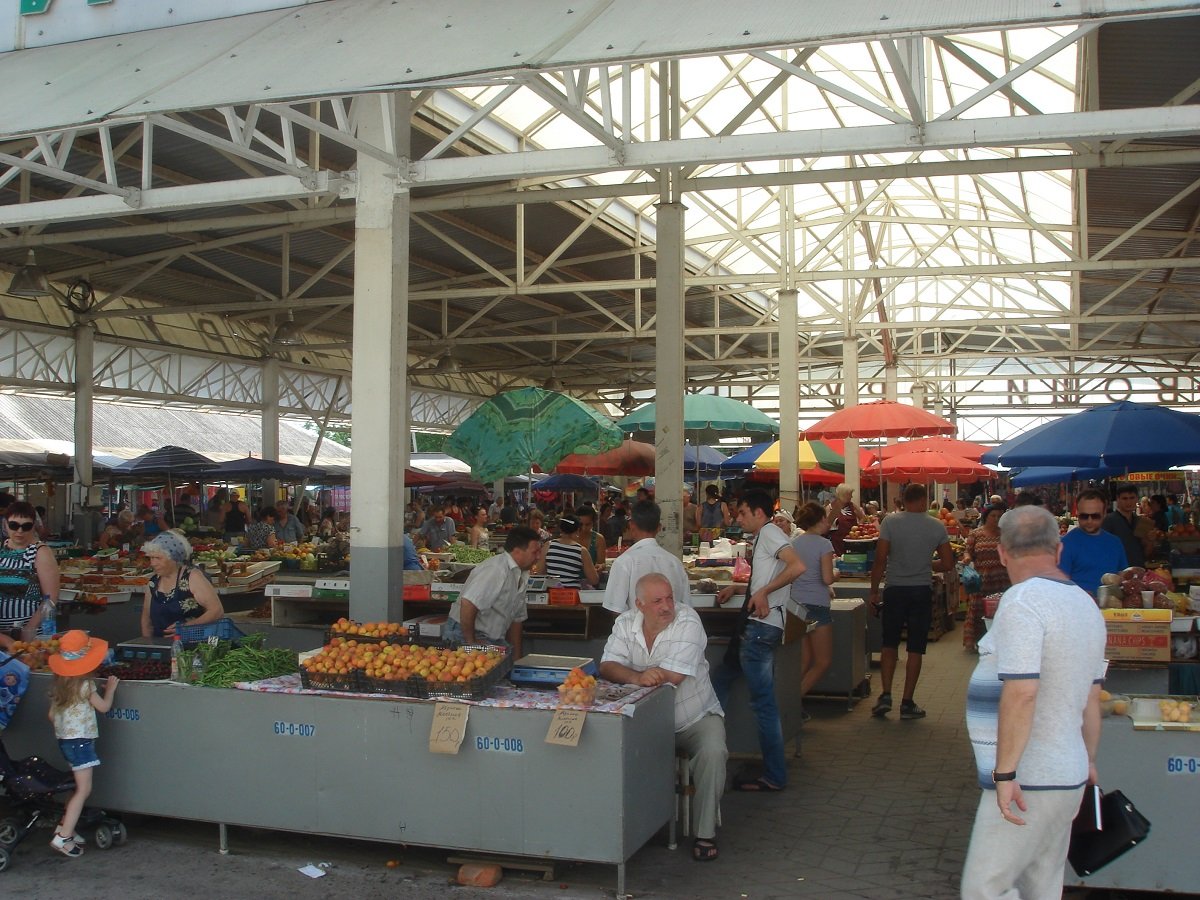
(139, 531), (223, 638)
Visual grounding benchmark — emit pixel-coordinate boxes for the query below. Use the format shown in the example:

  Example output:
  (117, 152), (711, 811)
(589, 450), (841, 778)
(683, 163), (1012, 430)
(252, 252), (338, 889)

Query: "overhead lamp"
(542, 372), (564, 392)
(273, 309), (304, 346)
(434, 351), (460, 374)
(7, 250), (51, 298)
(618, 389), (637, 412)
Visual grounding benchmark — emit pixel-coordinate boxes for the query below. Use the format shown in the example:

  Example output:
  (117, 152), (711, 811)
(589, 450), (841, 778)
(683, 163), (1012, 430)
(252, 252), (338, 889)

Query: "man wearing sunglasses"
(1059, 489), (1128, 597)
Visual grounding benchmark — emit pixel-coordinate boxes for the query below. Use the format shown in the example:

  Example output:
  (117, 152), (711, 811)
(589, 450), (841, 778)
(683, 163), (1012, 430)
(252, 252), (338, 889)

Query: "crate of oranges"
(359, 642), (512, 700)
(325, 618), (410, 647)
(299, 636), (365, 692)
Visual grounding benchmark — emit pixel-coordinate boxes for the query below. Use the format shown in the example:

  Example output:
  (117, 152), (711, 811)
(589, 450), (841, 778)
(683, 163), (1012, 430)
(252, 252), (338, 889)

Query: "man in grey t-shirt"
(868, 484), (955, 719)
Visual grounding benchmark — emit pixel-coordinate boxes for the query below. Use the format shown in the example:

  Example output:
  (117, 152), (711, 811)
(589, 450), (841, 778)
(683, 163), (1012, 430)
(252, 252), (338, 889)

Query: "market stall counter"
(2, 671), (675, 895)
(1066, 709), (1200, 893)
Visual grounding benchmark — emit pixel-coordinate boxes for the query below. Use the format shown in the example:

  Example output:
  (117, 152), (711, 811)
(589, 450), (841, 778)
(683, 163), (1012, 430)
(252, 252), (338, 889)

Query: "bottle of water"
(191, 648), (205, 685)
(36, 595), (57, 637)
(170, 635), (183, 681)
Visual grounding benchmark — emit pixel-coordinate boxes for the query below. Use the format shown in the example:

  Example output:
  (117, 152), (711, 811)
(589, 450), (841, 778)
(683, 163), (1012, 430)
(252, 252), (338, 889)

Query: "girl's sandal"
(50, 832), (85, 857)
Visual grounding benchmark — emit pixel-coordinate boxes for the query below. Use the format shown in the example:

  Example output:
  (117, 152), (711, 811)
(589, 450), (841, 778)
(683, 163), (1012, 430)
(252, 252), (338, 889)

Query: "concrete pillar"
(72, 323), (97, 545)
(778, 290), (799, 509)
(349, 92), (412, 622)
(654, 201), (686, 556)
(842, 336), (860, 497)
(261, 356), (281, 505)
(882, 364), (899, 511)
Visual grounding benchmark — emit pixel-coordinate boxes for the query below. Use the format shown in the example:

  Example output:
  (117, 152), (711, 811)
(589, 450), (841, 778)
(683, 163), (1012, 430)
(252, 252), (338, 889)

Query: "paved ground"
(0, 631), (1156, 899)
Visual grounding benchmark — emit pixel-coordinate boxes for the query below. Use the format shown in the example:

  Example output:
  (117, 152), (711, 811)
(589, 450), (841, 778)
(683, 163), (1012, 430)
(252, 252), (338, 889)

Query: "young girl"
(46, 629), (119, 858)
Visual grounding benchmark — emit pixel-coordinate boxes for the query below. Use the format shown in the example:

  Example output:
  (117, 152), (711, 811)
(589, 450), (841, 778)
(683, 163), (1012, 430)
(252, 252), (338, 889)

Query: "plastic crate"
(299, 667), (361, 692)
(322, 627), (413, 647)
(548, 587), (580, 606)
(402, 584), (432, 601)
(174, 617), (245, 648)
(359, 644), (512, 700)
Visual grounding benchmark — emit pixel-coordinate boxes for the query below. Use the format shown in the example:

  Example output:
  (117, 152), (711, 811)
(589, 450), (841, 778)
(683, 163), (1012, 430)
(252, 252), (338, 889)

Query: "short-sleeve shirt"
(449, 551), (529, 642)
(788, 532), (834, 614)
(418, 517), (456, 551)
(749, 522), (793, 631)
(965, 576), (1107, 790)
(1059, 527), (1128, 596)
(879, 512), (949, 586)
(602, 604), (723, 732)
(602, 537), (691, 613)
(53, 680), (99, 740)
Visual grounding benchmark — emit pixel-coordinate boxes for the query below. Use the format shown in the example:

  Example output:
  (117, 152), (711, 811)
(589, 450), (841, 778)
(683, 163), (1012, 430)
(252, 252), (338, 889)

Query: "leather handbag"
(1067, 787), (1151, 876)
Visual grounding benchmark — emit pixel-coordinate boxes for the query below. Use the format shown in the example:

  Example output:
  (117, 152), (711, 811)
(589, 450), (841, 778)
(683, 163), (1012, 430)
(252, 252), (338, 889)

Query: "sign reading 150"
(21, 0), (113, 14)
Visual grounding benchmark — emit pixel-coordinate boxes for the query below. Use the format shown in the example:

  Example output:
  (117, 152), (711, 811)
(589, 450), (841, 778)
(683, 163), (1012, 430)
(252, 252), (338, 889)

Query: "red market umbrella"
(405, 468), (454, 487)
(875, 436), (991, 462)
(818, 438), (877, 471)
(803, 400), (955, 440)
(746, 466), (844, 486)
(870, 449), (993, 483)
(555, 439), (656, 476)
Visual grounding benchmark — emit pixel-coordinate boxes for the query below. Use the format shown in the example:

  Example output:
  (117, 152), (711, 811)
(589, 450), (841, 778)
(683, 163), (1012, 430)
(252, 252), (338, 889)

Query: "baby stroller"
(0, 651), (126, 871)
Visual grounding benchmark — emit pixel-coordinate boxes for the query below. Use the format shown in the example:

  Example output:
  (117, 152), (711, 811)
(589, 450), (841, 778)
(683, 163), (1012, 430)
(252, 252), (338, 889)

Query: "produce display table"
(3, 673), (675, 895)
(1066, 715), (1200, 893)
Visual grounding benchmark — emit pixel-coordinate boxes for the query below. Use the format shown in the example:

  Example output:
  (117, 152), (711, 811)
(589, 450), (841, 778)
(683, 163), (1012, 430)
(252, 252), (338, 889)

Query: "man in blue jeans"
(713, 490), (806, 792)
(869, 483), (956, 720)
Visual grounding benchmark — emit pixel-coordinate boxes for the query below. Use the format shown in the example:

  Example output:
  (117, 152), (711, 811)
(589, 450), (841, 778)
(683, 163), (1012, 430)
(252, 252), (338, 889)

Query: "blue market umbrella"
(982, 402), (1200, 470)
(720, 442), (774, 471)
(532, 473), (602, 493)
(206, 455), (326, 482)
(683, 445), (727, 477)
(1010, 465), (1117, 488)
(111, 445), (217, 477)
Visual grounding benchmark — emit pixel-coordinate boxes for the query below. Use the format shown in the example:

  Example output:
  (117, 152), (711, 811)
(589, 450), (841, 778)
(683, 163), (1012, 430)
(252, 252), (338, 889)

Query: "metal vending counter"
(1065, 714), (1200, 893)
(3, 674), (676, 895)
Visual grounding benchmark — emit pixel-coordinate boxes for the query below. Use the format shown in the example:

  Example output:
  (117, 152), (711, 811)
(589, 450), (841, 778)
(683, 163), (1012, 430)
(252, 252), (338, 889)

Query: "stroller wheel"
(93, 823), (113, 850)
(0, 818), (19, 848)
(112, 821), (127, 846)
(0, 846), (10, 872)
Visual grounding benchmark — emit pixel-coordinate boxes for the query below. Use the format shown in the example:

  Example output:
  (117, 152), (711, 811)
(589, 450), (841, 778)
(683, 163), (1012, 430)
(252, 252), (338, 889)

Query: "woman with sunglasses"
(0, 500), (61, 648)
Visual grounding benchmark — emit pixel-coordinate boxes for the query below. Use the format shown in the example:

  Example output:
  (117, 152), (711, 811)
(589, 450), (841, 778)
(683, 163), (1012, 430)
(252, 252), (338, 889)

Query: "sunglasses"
(6, 520), (35, 532)
(1077, 512), (1104, 521)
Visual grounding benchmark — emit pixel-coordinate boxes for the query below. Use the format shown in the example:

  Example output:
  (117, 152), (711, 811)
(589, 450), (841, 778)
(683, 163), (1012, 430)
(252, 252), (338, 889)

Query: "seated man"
(599, 573), (728, 862)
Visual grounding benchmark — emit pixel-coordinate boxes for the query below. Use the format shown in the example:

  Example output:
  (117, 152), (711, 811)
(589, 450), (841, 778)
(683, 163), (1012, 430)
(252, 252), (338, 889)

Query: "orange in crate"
(548, 587), (580, 606)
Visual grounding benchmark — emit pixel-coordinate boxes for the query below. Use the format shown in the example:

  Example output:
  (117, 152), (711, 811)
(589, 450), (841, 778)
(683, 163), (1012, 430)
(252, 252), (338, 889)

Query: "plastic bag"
(959, 563), (982, 594)
(732, 557), (751, 583)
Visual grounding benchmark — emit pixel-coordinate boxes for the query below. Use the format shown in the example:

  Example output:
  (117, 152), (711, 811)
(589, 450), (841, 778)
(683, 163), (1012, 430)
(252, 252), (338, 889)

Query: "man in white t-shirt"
(600, 573), (727, 862)
(711, 490), (805, 793)
(602, 501), (690, 613)
(961, 505), (1107, 899)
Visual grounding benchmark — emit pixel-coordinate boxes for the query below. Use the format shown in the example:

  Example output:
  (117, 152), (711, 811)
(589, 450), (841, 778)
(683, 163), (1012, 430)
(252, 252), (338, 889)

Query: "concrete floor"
(0, 625), (1156, 899)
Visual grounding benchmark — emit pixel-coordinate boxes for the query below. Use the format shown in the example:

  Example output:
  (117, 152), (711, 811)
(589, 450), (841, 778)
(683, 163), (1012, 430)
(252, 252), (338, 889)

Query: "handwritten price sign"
(545, 708), (586, 747)
(428, 702), (469, 754)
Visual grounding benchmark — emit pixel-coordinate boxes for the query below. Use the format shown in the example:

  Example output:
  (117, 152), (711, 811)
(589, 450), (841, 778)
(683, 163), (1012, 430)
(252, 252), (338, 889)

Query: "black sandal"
(692, 838), (718, 862)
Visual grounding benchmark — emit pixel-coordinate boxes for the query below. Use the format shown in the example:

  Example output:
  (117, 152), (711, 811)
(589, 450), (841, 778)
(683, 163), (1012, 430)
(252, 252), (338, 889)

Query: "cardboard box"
(403, 614), (447, 638)
(1103, 608), (1171, 664)
(265, 583), (313, 598)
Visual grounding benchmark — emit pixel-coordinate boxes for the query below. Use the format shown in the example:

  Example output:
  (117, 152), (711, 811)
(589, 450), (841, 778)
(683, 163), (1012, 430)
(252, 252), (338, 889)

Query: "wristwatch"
(991, 770), (1017, 783)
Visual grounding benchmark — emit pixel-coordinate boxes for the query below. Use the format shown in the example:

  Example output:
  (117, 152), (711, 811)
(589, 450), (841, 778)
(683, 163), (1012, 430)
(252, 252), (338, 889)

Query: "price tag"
(545, 708), (586, 746)
(429, 702), (469, 754)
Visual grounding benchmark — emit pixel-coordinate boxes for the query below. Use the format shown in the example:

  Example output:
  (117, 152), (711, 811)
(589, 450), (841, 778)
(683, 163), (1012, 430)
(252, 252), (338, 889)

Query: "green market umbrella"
(445, 387), (623, 484)
(617, 394), (780, 444)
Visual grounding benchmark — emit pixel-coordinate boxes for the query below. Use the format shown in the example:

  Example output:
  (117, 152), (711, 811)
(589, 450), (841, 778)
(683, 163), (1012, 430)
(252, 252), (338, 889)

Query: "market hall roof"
(1, 2), (1199, 443)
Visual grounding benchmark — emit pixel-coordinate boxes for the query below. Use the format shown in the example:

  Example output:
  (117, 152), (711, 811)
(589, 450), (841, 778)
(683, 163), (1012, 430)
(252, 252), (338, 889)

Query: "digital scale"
(509, 654), (598, 687)
(114, 636), (175, 663)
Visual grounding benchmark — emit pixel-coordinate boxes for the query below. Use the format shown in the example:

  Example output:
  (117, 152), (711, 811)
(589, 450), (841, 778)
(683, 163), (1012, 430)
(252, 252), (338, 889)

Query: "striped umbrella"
(752, 439), (845, 472)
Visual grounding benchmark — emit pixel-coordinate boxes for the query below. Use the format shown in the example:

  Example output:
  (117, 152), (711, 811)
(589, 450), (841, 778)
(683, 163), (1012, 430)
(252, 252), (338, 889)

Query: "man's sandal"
(692, 838), (719, 862)
(733, 775), (784, 792)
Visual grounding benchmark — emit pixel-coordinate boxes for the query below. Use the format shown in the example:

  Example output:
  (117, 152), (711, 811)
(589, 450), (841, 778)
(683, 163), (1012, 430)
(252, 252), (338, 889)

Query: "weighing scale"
(509, 654), (598, 687)
(114, 636), (175, 663)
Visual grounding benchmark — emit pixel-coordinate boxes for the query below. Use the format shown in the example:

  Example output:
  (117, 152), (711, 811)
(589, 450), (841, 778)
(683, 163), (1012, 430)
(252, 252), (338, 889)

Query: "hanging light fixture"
(434, 351), (460, 374)
(542, 368), (564, 392)
(7, 250), (51, 298)
(273, 309), (304, 346)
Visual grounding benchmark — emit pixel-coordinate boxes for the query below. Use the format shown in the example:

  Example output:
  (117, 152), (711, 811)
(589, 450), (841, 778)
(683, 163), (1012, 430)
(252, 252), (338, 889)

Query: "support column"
(842, 336), (860, 497)
(654, 200), (686, 556)
(72, 323), (97, 545)
(778, 290), (799, 509)
(350, 92), (411, 622)
(882, 364), (899, 510)
(261, 356), (281, 505)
